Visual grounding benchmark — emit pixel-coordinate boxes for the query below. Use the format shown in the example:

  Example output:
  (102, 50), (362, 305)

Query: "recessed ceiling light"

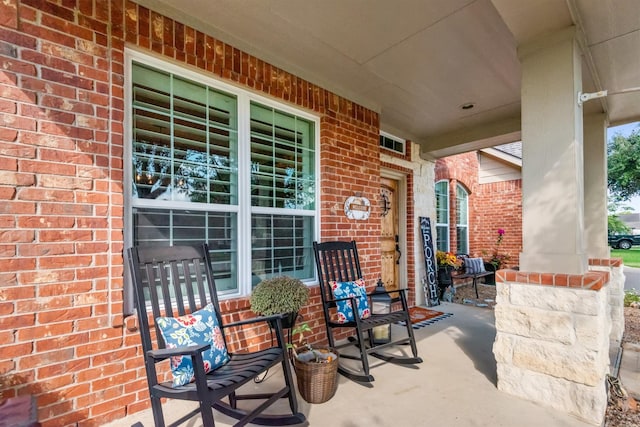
(461, 102), (475, 110)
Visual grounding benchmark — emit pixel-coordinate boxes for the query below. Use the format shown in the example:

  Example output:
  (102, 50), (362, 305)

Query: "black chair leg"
(281, 358), (299, 414)
(151, 397), (165, 427)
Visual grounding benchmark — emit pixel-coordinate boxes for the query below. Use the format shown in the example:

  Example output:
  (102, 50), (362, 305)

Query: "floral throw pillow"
(156, 303), (229, 387)
(329, 279), (371, 324)
(465, 257), (486, 274)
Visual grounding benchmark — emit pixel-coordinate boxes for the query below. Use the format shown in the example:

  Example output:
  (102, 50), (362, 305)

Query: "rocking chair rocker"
(127, 244), (305, 427)
(313, 240), (422, 383)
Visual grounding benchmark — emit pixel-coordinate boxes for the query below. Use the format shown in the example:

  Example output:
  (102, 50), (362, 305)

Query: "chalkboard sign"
(420, 217), (439, 306)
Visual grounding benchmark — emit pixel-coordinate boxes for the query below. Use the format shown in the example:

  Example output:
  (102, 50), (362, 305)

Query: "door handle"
(395, 235), (401, 264)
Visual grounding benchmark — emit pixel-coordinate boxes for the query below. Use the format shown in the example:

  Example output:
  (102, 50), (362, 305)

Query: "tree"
(608, 214), (630, 235)
(608, 128), (640, 201)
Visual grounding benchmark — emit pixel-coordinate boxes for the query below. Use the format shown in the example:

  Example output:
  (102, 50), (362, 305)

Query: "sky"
(607, 121), (640, 213)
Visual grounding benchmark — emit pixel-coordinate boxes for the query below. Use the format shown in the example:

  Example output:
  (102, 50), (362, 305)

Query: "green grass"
(611, 247), (640, 268)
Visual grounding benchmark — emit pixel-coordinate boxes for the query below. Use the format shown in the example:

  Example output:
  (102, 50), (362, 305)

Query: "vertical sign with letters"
(420, 217), (439, 306)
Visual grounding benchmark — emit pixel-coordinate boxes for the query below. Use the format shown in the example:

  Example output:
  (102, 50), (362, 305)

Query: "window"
(435, 180), (449, 251)
(456, 184), (469, 254)
(126, 51), (318, 308)
(379, 131), (405, 154)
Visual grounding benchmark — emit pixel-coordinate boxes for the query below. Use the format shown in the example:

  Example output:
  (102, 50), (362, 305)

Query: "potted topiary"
(250, 276), (310, 329)
(288, 323), (339, 404)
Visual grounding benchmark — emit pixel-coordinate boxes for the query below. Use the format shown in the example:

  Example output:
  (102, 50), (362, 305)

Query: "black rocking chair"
(127, 244), (305, 427)
(313, 240), (422, 383)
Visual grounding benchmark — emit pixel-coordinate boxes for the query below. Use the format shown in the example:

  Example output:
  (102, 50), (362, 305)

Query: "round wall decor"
(344, 196), (371, 220)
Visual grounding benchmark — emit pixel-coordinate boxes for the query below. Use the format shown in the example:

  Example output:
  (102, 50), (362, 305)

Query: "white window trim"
(435, 180), (450, 252)
(456, 184), (469, 254)
(379, 130), (406, 155)
(123, 48), (321, 311)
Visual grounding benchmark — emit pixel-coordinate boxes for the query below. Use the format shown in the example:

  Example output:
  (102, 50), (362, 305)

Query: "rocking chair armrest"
(330, 295), (359, 304)
(147, 343), (211, 361)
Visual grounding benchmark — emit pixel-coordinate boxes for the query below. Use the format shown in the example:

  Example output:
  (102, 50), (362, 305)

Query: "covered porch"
(1, 1), (639, 426)
(106, 302), (599, 427)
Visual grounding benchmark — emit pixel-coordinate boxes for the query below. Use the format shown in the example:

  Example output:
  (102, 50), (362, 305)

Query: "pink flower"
(498, 228), (505, 236)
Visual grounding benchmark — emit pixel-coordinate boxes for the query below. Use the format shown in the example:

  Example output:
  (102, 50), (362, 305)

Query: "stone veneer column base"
(492, 262), (620, 425)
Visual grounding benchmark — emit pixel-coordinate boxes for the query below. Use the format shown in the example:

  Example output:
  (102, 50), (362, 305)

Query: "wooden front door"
(380, 177), (400, 293)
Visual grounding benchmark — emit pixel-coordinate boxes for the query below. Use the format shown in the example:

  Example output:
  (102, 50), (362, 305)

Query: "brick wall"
(435, 152), (522, 267)
(473, 179), (522, 268)
(0, 1), (390, 425)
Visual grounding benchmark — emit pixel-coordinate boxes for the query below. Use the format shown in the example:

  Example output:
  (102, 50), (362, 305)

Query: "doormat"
(399, 306), (453, 329)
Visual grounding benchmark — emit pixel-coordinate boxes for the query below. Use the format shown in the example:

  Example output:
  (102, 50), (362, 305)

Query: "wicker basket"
(292, 348), (339, 404)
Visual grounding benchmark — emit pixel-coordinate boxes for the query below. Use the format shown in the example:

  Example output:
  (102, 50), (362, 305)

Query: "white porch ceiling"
(139, 0), (640, 157)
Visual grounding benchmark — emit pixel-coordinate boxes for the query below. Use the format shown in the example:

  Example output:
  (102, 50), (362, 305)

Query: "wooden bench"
(453, 256), (495, 298)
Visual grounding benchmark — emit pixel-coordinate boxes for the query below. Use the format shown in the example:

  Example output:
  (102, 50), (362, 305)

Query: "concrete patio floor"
(105, 302), (594, 427)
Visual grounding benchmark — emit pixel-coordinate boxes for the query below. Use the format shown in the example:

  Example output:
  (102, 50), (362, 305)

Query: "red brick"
(39, 175), (93, 190)
(20, 104), (75, 124)
(0, 156), (17, 170)
(18, 322), (73, 341)
(40, 41), (94, 67)
(0, 313), (35, 330)
(40, 94), (94, 114)
(0, 0), (18, 28)
(36, 332), (89, 352)
(21, 0), (75, 22)
(18, 269), (75, 285)
(0, 244), (16, 256)
(0, 113), (36, 131)
(0, 200), (35, 214)
(0, 99), (18, 113)
(40, 67), (94, 90)
(1, 57), (37, 75)
(0, 171), (35, 186)
(18, 159), (75, 176)
(17, 188), (74, 202)
(0, 127), (18, 143)
(39, 147), (94, 164)
(37, 306), (91, 324)
(21, 75), (76, 99)
(18, 243), (73, 257)
(0, 27), (36, 49)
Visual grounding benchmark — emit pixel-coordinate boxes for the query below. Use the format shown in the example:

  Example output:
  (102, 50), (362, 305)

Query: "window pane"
(456, 185), (468, 226)
(133, 208), (238, 292)
(250, 103), (315, 209)
(435, 181), (449, 251)
(251, 214), (314, 284)
(457, 226), (468, 254)
(436, 225), (449, 252)
(456, 184), (468, 254)
(435, 181), (449, 224)
(132, 62), (238, 205)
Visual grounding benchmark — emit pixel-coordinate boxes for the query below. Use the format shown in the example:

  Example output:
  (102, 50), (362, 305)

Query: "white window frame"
(456, 184), (469, 254)
(123, 49), (320, 311)
(379, 130), (406, 155)
(435, 180), (449, 252)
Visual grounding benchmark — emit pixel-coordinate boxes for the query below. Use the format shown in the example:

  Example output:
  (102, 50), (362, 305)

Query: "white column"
(584, 113), (609, 259)
(518, 27), (587, 274)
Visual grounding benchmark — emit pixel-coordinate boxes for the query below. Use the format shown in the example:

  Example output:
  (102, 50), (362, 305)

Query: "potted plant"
(250, 276), (310, 329)
(288, 323), (339, 404)
(436, 251), (462, 283)
(482, 228), (511, 285)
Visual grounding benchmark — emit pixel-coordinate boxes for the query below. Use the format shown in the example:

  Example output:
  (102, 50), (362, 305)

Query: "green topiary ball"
(250, 276), (310, 316)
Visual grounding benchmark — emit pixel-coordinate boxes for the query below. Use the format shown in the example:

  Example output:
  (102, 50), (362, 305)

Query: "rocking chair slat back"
(315, 240), (362, 307)
(133, 245), (222, 352)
